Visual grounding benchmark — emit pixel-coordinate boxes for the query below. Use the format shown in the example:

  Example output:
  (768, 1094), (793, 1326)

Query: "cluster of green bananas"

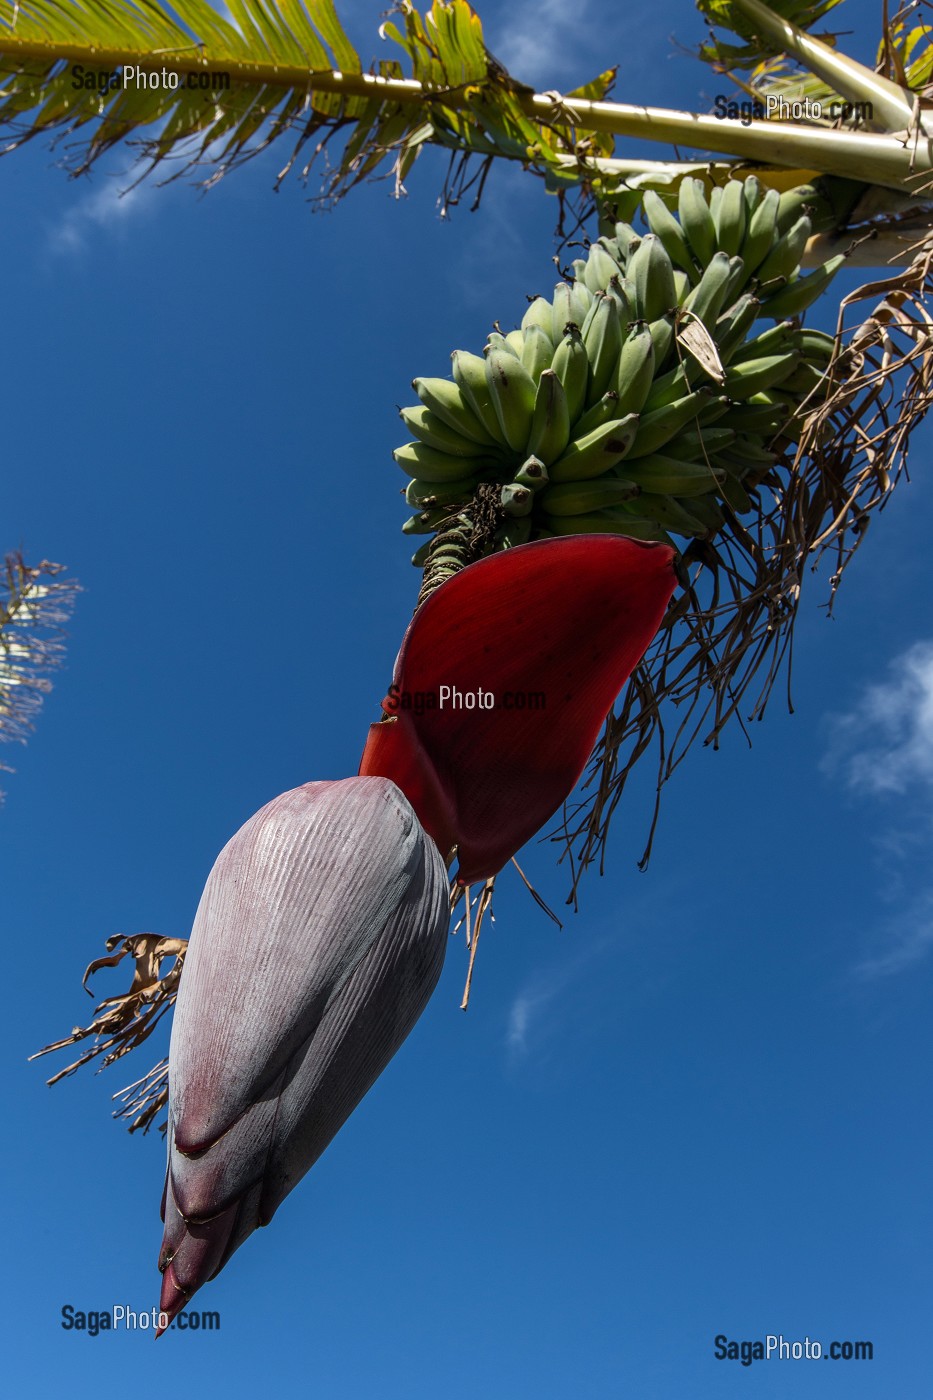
(395, 176), (845, 558)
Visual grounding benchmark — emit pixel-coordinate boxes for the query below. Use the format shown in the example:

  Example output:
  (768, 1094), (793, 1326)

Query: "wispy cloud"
(494, 0), (595, 89)
(821, 641), (933, 795)
(851, 890), (933, 980)
(48, 178), (153, 254)
(505, 933), (613, 1061)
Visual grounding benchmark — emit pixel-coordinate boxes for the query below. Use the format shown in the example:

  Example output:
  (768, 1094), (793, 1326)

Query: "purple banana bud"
(157, 776), (449, 1331)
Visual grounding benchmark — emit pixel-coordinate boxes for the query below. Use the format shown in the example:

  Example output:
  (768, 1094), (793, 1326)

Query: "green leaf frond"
(0, 0), (617, 205)
(697, 0), (846, 72)
(0, 552), (79, 789)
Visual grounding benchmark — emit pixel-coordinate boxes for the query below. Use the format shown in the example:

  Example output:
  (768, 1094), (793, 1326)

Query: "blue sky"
(3, 1), (932, 1395)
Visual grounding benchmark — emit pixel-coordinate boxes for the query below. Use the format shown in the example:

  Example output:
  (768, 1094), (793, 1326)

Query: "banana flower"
(157, 776), (449, 1330)
(360, 536), (678, 883)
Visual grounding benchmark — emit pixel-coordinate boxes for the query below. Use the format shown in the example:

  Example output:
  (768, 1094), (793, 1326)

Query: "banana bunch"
(395, 176), (844, 557)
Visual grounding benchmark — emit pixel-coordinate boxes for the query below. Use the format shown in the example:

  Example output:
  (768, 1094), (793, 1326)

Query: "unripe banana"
(626, 390), (711, 459)
(413, 375), (499, 447)
(614, 324), (656, 415)
(527, 368), (572, 464)
(648, 314), (676, 369)
(549, 414), (640, 482)
(729, 320), (796, 362)
(539, 476), (641, 515)
(713, 293), (761, 362)
(521, 323), (555, 380)
(405, 475), (481, 508)
(584, 293), (624, 404)
(505, 329), (525, 356)
(792, 327), (837, 362)
(485, 347), (537, 453)
(740, 186), (780, 276)
(629, 233), (677, 321)
(582, 244), (623, 294)
(550, 328), (589, 425)
(575, 390), (622, 437)
(683, 251), (734, 330)
(633, 491), (710, 535)
(722, 351), (800, 399)
(679, 178), (717, 266)
(521, 297), (556, 342)
(500, 483), (534, 517)
(775, 184), (819, 236)
(715, 179), (747, 257)
(642, 189), (697, 276)
(515, 455), (549, 490)
(543, 509), (669, 543)
(623, 454), (724, 496)
(486, 330), (519, 358)
(399, 405), (494, 458)
(761, 254), (846, 317)
(551, 283), (577, 340)
(677, 491), (725, 532)
(642, 362), (692, 412)
(755, 214), (812, 286)
(451, 350), (507, 444)
(394, 440), (499, 483)
(662, 426), (737, 460)
(743, 175), (762, 216)
(722, 255), (748, 308)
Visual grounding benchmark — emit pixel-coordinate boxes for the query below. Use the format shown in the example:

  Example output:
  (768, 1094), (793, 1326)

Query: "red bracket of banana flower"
(359, 536), (678, 884)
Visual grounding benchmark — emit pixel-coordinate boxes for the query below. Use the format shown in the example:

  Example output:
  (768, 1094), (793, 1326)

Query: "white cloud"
(49, 177), (153, 254)
(505, 931), (615, 1060)
(851, 891), (933, 979)
(493, 0), (595, 89)
(821, 641), (933, 795)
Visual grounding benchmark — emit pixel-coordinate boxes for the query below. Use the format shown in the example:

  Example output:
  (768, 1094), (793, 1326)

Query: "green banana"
(521, 323), (555, 380)
(740, 186), (780, 276)
(642, 361), (692, 412)
(743, 175), (762, 216)
(500, 483), (534, 516)
(549, 414), (640, 482)
(628, 233), (677, 321)
(715, 179), (747, 257)
(662, 426), (737, 459)
(755, 214), (812, 286)
(679, 178), (717, 266)
(521, 297), (556, 342)
(643, 189), (697, 276)
(729, 320), (796, 362)
(582, 244), (623, 294)
(623, 454), (724, 496)
(514, 456), (549, 490)
(775, 184), (819, 236)
(714, 294), (761, 362)
(626, 390), (711, 459)
(683, 251), (734, 330)
(626, 491), (709, 536)
(550, 328), (589, 425)
(485, 347), (537, 453)
(394, 440), (499, 483)
(498, 517), (533, 547)
(575, 390), (622, 437)
(526, 368), (572, 464)
(413, 375), (499, 447)
(399, 405), (494, 458)
(761, 255), (846, 317)
(648, 314), (676, 369)
(539, 476), (641, 515)
(584, 293), (625, 404)
(405, 475), (480, 508)
(614, 324), (656, 414)
(451, 350), (507, 444)
(543, 509), (670, 542)
(551, 283), (577, 339)
(722, 351), (800, 399)
(722, 255), (748, 307)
